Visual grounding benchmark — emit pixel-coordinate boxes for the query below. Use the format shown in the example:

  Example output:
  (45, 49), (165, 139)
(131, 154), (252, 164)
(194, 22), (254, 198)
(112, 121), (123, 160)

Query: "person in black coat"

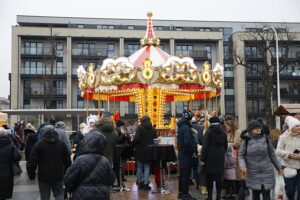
(0, 129), (22, 200)
(201, 116), (228, 200)
(134, 116), (157, 190)
(27, 127), (71, 200)
(64, 130), (116, 200)
(24, 127), (37, 162)
(177, 110), (198, 200)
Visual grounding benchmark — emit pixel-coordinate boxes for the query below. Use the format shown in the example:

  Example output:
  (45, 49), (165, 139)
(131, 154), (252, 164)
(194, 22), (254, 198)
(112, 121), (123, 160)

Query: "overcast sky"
(1, 0), (300, 98)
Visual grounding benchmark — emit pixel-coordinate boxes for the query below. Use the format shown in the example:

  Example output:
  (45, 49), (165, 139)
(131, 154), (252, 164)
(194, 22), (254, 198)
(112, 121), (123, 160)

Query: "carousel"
(77, 12), (224, 130)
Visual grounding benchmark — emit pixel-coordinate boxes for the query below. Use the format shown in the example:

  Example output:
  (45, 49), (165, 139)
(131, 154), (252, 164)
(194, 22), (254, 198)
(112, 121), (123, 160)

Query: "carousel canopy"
(77, 12), (224, 127)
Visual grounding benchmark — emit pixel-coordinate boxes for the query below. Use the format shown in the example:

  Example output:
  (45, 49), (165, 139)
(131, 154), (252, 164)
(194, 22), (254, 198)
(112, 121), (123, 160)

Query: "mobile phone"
(293, 149), (300, 153)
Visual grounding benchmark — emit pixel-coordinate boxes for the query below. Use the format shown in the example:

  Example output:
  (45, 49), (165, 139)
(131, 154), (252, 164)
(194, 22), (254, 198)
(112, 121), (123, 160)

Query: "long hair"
(224, 115), (238, 140)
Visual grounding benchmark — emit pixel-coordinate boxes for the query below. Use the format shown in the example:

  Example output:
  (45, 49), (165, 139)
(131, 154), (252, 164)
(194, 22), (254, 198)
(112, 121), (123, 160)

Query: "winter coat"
(223, 153), (236, 180)
(64, 131), (115, 200)
(239, 132), (282, 190)
(27, 130), (71, 183)
(134, 121), (157, 162)
(201, 124), (227, 174)
(117, 129), (133, 160)
(0, 135), (21, 199)
(55, 121), (71, 153)
(276, 130), (300, 169)
(69, 131), (84, 147)
(14, 123), (24, 141)
(91, 118), (119, 165)
(177, 117), (197, 168)
(24, 128), (37, 161)
(227, 129), (242, 180)
(192, 123), (204, 145)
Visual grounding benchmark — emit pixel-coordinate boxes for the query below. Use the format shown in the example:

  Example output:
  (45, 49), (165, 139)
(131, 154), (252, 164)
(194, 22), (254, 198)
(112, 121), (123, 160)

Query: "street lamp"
(263, 27), (280, 107)
(263, 27), (280, 129)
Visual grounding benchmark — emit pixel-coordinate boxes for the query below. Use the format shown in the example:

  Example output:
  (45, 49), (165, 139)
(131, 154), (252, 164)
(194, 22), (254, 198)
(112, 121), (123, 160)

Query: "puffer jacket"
(239, 132), (281, 190)
(64, 131), (115, 200)
(177, 117), (197, 168)
(91, 118), (118, 164)
(276, 129), (300, 169)
(55, 121), (71, 153)
(0, 135), (21, 199)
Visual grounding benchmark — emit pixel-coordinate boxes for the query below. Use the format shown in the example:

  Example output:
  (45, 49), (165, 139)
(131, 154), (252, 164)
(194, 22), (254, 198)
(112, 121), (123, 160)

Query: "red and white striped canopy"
(129, 45), (170, 67)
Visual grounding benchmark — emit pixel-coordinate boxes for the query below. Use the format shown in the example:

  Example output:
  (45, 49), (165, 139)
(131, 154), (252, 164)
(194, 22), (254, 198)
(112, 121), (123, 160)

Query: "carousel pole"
(204, 91), (207, 130)
(189, 96), (193, 111)
(98, 97), (101, 118)
(86, 98), (89, 117)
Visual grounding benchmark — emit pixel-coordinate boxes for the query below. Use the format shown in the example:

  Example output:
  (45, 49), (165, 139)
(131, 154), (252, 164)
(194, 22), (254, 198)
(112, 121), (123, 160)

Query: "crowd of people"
(0, 109), (299, 200)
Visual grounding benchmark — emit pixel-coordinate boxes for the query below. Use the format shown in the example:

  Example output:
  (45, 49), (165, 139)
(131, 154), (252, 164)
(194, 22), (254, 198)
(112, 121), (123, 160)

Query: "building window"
(96, 25), (102, 29)
(225, 82), (234, 95)
(77, 99), (85, 108)
(158, 45), (164, 50)
(154, 26), (163, 31)
(176, 45), (193, 57)
(107, 43), (115, 57)
(56, 62), (64, 75)
(247, 99), (264, 113)
(23, 42), (43, 55)
(102, 25), (114, 29)
(176, 27), (183, 31)
(75, 43), (95, 56)
(246, 63), (260, 77)
(219, 28), (232, 41)
(37, 62), (43, 74)
(224, 64), (233, 77)
(245, 46), (261, 58)
(200, 28), (211, 32)
(225, 99), (234, 114)
(77, 24), (84, 29)
(53, 81), (64, 95)
(126, 44), (140, 56)
(205, 45), (212, 59)
(56, 42), (63, 57)
(128, 26), (134, 30)
(247, 81), (262, 95)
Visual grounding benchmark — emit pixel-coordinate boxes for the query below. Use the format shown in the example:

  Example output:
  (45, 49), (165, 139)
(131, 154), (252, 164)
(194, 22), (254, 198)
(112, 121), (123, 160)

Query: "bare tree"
(233, 24), (297, 127)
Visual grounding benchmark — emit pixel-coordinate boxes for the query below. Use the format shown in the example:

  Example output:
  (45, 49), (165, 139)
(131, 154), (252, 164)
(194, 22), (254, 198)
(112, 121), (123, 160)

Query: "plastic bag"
(274, 174), (286, 200)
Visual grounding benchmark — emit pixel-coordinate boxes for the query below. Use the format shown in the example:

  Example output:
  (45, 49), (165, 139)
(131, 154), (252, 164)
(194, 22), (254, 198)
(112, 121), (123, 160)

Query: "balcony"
(245, 53), (263, 61)
(21, 47), (64, 58)
(72, 48), (116, 58)
(24, 87), (67, 98)
(20, 66), (67, 77)
(175, 50), (210, 60)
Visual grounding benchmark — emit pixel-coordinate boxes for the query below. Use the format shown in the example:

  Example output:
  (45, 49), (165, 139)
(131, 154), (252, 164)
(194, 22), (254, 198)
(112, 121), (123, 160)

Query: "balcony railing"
(72, 48), (116, 57)
(175, 50), (210, 59)
(21, 66), (67, 75)
(21, 47), (64, 57)
(24, 87), (67, 96)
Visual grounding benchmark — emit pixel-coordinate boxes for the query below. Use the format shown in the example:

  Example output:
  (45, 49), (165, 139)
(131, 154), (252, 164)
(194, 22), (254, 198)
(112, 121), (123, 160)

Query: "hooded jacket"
(239, 131), (281, 190)
(177, 117), (197, 168)
(134, 120), (157, 162)
(91, 118), (118, 164)
(0, 135), (21, 199)
(55, 121), (71, 153)
(24, 128), (37, 161)
(64, 131), (115, 200)
(27, 130), (71, 183)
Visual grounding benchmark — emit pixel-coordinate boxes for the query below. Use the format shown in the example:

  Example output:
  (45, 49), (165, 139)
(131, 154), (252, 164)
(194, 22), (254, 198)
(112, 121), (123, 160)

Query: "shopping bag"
(274, 174), (286, 200)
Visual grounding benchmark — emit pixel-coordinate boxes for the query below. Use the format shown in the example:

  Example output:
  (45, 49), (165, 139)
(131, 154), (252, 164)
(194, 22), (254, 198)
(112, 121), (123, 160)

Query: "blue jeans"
(284, 169), (300, 200)
(136, 161), (150, 185)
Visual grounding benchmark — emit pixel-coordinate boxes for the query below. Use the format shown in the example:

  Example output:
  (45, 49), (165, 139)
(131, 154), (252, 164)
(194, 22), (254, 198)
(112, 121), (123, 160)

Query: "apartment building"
(10, 15), (300, 130)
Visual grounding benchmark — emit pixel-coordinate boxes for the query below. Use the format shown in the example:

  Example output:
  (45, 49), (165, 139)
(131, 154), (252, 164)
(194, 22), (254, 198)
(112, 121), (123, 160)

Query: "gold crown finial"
(147, 12), (153, 18)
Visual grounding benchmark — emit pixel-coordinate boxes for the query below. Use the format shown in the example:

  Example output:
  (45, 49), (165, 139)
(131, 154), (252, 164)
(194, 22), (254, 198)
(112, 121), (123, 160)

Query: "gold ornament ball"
(147, 12), (153, 18)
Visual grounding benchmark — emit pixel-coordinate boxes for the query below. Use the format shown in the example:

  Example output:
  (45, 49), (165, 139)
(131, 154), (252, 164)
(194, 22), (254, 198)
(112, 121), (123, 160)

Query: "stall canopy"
(273, 104), (300, 116)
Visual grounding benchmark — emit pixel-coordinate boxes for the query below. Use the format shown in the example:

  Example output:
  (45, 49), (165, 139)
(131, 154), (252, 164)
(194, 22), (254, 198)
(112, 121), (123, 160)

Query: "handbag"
(283, 167), (297, 178)
(11, 145), (22, 176)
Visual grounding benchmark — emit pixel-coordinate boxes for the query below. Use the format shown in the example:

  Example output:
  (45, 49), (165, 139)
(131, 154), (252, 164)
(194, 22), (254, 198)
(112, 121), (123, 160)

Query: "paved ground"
(11, 161), (253, 200)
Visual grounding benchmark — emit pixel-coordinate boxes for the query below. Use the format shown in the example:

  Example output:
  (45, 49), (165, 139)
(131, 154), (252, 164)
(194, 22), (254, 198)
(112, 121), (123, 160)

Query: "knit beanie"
(247, 120), (261, 133)
(209, 116), (220, 124)
(285, 116), (300, 130)
(116, 120), (125, 128)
